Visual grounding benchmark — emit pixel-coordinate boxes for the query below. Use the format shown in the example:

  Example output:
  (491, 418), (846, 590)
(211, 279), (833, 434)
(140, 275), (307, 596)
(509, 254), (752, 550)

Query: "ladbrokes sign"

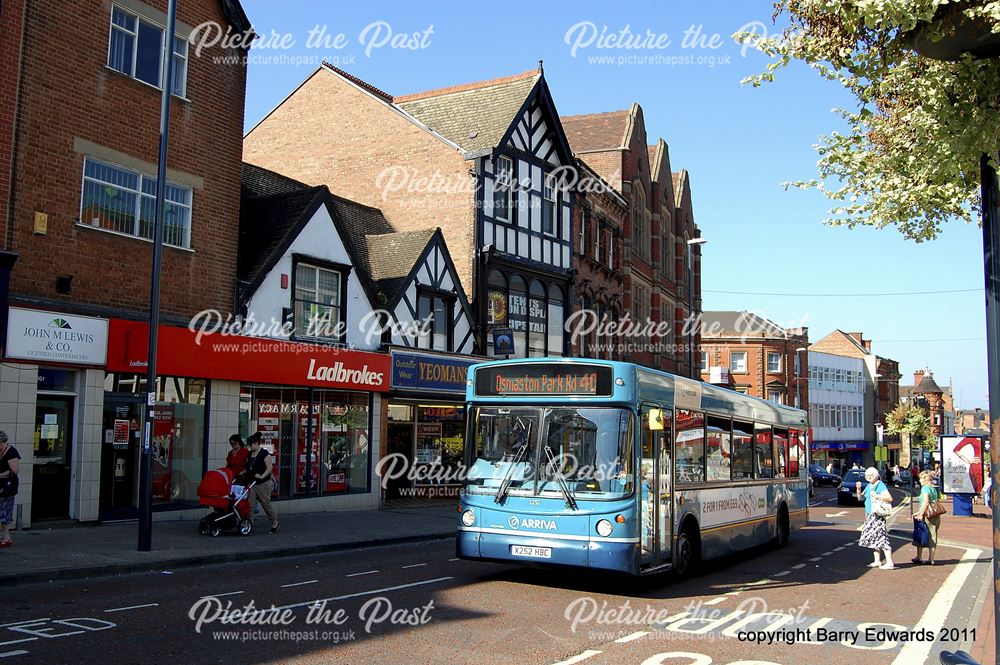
(106, 319), (390, 392)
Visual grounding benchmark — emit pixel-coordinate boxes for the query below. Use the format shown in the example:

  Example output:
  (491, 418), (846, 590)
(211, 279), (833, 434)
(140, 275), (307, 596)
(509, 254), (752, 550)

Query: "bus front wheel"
(674, 524), (700, 579)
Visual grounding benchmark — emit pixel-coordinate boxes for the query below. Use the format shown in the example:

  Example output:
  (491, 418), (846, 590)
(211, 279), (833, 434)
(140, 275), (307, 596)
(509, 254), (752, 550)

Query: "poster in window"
(151, 405), (175, 502)
(493, 327), (514, 355)
(256, 400), (282, 497)
(295, 401), (321, 493)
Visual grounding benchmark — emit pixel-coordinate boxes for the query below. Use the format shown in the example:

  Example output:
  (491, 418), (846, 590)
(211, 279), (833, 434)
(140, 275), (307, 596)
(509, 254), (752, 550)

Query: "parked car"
(837, 469), (869, 505)
(809, 464), (842, 487)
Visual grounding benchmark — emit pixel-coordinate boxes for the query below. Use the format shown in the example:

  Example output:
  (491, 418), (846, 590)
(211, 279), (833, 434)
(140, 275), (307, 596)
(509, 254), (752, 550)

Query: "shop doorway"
(385, 422), (414, 500)
(99, 395), (144, 521)
(31, 396), (74, 521)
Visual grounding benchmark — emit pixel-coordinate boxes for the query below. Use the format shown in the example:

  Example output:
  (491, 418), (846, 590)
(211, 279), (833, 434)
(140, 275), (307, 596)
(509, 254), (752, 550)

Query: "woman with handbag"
(857, 466), (895, 569)
(912, 470), (944, 565)
(0, 431), (21, 548)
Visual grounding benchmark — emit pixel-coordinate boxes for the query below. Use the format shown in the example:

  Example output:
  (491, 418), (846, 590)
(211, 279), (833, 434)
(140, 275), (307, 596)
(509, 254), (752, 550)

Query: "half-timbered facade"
(243, 64), (577, 359)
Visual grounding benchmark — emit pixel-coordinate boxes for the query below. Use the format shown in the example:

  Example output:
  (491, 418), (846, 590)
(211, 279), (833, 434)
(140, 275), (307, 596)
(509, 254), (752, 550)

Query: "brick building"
(956, 408), (990, 435)
(570, 158), (626, 359)
(244, 64), (577, 358)
(560, 106), (702, 377)
(699, 311), (810, 410)
(901, 370), (950, 438)
(0, 0), (252, 525)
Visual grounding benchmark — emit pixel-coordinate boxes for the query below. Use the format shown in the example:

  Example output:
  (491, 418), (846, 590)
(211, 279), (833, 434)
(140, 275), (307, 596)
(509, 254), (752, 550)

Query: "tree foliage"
(737, 1), (1000, 241)
(885, 402), (935, 448)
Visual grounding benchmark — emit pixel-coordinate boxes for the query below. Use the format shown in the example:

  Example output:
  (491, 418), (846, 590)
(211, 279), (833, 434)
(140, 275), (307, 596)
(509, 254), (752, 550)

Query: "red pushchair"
(197, 467), (255, 537)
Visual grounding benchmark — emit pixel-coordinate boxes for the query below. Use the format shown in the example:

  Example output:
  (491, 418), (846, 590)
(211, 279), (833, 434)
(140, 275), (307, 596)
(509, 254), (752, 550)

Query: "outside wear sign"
(105, 319), (391, 392)
(6, 307), (108, 365)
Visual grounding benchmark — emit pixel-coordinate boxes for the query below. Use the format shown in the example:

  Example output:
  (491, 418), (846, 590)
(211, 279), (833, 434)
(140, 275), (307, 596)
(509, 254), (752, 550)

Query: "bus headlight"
(461, 510), (476, 527)
(595, 519), (613, 537)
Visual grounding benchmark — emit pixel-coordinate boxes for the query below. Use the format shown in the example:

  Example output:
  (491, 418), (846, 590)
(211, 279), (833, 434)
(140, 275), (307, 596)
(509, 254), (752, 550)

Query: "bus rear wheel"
(673, 524), (700, 579)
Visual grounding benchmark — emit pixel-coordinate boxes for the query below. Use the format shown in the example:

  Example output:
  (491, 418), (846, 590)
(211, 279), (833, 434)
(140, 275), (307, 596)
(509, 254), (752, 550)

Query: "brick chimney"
(847, 332), (872, 352)
(913, 370), (925, 386)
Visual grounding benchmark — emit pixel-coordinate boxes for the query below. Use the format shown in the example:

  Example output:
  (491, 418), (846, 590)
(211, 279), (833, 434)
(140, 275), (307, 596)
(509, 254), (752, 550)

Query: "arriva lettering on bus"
(510, 517), (557, 530)
(306, 359), (385, 387)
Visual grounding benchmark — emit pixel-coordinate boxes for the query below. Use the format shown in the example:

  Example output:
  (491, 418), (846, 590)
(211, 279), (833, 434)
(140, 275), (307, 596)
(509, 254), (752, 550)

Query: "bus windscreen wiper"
(494, 421), (532, 504)
(543, 445), (578, 510)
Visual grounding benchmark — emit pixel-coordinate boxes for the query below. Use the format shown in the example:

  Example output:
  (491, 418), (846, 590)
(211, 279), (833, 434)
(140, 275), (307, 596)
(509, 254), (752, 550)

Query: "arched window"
(528, 280), (546, 357)
(509, 276), (527, 357)
(547, 284), (564, 357)
(486, 270), (508, 357)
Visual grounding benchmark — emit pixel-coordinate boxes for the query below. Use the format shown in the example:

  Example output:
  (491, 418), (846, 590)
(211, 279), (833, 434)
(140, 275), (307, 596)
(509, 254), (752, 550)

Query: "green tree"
(737, 1), (1000, 240)
(885, 402), (935, 449)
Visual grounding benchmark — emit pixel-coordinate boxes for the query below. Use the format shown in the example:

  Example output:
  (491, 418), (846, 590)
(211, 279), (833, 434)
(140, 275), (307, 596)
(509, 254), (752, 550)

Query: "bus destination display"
(475, 364), (613, 396)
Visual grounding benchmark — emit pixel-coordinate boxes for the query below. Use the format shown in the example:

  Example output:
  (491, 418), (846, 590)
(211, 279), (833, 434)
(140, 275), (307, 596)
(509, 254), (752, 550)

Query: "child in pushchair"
(197, 467), (256, 536)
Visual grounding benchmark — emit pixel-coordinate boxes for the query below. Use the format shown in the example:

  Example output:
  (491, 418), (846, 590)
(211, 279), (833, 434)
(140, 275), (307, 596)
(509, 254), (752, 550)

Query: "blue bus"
(456, 358), (809, 576)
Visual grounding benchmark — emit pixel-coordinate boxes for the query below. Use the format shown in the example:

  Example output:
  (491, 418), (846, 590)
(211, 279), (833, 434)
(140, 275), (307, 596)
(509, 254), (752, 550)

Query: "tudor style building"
(243, 64), (577, 359)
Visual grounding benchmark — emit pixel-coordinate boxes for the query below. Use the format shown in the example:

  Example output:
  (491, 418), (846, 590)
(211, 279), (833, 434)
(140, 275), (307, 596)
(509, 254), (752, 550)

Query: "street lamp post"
(686, 237), (707, 378)
(137, 0), (178, 552)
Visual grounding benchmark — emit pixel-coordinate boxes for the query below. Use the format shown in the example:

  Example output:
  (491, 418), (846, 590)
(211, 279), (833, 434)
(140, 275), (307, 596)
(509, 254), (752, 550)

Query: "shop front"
(385, 349), (480, 501)
(810, 441), (869, 474)
(104, 319), (390, 519)
(2, 307), (109, 526)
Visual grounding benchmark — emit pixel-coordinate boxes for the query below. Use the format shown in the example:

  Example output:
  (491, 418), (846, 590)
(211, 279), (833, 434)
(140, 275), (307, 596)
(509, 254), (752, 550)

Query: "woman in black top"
(247, 433), (279, 533)
(0, 431), (21, 547)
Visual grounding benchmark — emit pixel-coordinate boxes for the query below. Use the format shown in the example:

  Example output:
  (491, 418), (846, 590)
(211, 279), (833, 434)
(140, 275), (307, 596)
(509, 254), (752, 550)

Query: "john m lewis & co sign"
(6, 307), (109, 365)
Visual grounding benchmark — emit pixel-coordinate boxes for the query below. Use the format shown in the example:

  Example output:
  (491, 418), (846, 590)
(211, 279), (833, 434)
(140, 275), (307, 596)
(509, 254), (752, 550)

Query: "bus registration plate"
(510, 545), (551, 558)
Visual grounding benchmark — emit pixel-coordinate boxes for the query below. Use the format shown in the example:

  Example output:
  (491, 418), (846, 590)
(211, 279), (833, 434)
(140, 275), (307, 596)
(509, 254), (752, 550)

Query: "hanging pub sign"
(492, 327), (514, 356)
(487, 290), (507, 325)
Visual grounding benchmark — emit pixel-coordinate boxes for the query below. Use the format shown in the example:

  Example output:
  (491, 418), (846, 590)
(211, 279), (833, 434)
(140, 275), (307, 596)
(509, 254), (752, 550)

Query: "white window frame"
(542, 172), (557, 236)
(767, 351), (781, 373)
(79, 156), (192, 248)
(108, 5), (189, 98)
(700, 350), (708, 372)
(730, 351), (748, 374)
(767, 389), (782, 404)
(494, 156), (513, 222)
(293, 263), (344, 342)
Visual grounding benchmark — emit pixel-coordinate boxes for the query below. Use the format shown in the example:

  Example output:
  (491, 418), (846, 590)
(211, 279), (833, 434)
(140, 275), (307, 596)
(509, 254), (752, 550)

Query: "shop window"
(417, 291), (452, 351)
(240, 386), (371, 498)
(547, 284), (564, 357)
(293, 262), (344, 341)
(488, 270), (565, 358)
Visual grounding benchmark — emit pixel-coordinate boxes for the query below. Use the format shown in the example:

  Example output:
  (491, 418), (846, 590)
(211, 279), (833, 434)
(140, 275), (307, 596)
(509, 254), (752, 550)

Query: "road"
(0, 487), (989, 665)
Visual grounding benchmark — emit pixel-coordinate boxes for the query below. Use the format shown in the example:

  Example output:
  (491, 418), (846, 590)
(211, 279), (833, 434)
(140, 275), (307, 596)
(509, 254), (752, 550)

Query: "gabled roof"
(395, 70), (541, 153)
(700, 311), (796, 339)
(672, 170), (689, 207)
(238, 163), (383, 309)
(559, 109), (630, 154)
(365, 229), (437, 305)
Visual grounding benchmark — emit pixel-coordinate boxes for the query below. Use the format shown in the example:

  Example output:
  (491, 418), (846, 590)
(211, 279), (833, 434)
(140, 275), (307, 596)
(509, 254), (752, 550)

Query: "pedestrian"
(246, 433), (279, 533)
(0, 431), (20, 548)
(857, 466), (895, 569)
(912, 470), (942, 565)
(226, 434), (249, 481)
(826, 462), (833, 474)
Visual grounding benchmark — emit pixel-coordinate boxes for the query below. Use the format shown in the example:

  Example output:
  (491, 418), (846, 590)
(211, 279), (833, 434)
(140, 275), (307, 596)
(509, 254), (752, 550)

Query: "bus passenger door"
(640, 405), (672, 568)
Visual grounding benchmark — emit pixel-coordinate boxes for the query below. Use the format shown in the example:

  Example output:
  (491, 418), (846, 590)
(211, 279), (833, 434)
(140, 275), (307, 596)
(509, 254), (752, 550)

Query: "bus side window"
(675, 410), (705, 483)
(755, 423), (774, 478)
(773, 427), (789, 477)
(732, 421), (754, 479)
(706, 415), (731, 482)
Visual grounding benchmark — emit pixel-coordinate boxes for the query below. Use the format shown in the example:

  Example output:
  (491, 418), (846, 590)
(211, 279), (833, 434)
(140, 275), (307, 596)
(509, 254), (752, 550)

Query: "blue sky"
(239, 0), (989, 409)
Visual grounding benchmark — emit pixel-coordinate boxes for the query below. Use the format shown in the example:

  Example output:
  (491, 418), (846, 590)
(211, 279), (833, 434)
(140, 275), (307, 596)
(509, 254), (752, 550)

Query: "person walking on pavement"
(912, 470), (942, 565)
(246, 433), (279, 534)
(857, 466), (895, 569)
(0, 432), (21, 547)
(226, 434), (249, 481)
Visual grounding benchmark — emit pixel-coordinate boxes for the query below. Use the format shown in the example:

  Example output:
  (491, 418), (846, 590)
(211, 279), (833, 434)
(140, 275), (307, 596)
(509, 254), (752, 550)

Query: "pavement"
(0, 502), (458, 587)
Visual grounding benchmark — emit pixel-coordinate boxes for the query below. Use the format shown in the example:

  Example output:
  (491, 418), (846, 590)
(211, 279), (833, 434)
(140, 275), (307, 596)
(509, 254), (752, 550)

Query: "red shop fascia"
(106, 319), (392, 392)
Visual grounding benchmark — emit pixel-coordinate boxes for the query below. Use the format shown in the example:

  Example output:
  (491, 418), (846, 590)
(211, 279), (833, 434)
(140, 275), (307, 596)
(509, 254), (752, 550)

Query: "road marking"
(614, 631), (648, 643)
(723, 591), (741, 596)
(791, 564), (806, 570)
(0, 639), (34, 647)
(842, 541), (856, 546)
(0, 651), (28, 658)
(825, 511), (849, 517)
(820, 551), (834, 556)
(892, 547), (982, 665)
(448, 558), (459, 562)
(280, 580), (318, 588)
(272, 577), (454, 612)
(104, 604), (158, 613)
(346, 570), (379, 577)
(832, 547), (845, 552)
(773, 571), (790, 577)
(201, 591), (243, 598)
(808, 557), (822, 562)
(552, 650), (602, 665)
(0, 621), (50, 629)
(702, 598), (727, 605)
(402, 563), (427, 569)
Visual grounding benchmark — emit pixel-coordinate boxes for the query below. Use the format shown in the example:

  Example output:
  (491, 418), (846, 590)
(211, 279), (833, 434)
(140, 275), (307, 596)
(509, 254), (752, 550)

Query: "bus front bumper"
(457, 528), (638, 574)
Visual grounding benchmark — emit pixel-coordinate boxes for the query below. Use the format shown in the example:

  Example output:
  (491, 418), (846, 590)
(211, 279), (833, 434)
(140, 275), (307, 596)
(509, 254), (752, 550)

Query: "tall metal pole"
(981, 152), (1000, 665)
(138, 0), (178, 552)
